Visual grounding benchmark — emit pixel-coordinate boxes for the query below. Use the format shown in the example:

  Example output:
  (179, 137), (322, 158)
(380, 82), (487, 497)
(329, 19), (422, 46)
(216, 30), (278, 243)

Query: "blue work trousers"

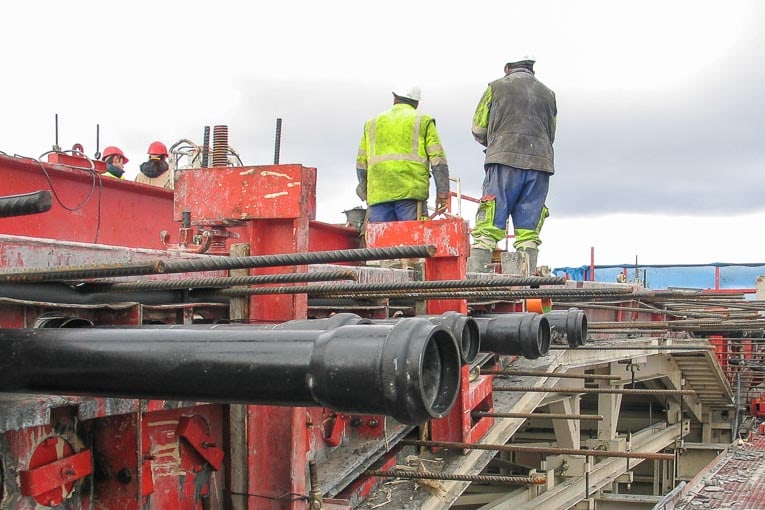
(368, 200), (420, 222)
(483, 163), (549, 232)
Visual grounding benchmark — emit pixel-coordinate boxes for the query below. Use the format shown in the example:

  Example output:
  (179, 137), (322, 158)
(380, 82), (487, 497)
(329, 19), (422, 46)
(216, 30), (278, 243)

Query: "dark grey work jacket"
(485, 69), (557, 174)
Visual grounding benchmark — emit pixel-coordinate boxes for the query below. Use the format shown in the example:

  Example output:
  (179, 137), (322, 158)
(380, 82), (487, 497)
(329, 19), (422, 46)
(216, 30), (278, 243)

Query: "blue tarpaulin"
(552, 263), (765, 291)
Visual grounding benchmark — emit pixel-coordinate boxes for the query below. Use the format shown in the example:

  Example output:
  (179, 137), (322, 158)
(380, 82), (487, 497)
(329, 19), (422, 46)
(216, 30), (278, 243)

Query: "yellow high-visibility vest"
(357, 103), (447, 205)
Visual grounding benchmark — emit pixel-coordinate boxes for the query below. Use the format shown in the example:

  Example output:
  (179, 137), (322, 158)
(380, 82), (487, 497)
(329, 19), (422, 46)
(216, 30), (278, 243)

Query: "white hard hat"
(506, 53), (536, 65)
(392, 85), (422, 102)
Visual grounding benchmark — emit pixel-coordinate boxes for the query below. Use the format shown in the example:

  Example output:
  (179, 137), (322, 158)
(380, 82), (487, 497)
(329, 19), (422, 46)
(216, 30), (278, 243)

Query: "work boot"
(518, 247), (539, 275)
(467, 247), (493, 274)
(500, 251), (530, 276)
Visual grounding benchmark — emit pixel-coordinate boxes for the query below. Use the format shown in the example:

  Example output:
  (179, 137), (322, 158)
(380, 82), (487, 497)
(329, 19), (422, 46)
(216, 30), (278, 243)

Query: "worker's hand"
(355, 183), (367, 201)
(435, 194), (449, 214)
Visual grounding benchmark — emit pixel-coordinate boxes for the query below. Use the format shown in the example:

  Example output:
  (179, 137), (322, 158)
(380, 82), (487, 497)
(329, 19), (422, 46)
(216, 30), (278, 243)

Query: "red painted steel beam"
(366, 218), (470, 314)
(173, 164), (317, 223)
(0, 153), (178, 249)
(175, 164), (318, 510)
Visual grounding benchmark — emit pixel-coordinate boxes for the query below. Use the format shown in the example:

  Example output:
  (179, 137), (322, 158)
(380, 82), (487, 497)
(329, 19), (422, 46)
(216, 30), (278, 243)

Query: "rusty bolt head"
(116, 468), (132, 484)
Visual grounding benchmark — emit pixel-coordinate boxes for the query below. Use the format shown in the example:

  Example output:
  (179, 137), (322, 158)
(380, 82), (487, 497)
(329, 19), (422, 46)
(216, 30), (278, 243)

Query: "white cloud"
(2, 0), (764, 268)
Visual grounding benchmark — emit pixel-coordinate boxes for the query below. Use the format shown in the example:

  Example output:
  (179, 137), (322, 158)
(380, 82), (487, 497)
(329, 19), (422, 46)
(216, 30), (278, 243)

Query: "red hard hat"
(147, 141), (168, 157)
(102, 146), (128, 163)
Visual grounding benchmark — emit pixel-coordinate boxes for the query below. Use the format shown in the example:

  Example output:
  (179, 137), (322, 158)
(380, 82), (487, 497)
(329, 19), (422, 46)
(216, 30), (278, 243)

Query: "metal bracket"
(19, 439), (92, 507)
(177, 416), (224, 470)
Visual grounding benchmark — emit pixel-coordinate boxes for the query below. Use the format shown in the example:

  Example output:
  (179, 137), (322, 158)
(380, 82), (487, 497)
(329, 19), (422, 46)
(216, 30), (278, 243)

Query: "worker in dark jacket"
(468, 54), (556, 273)
(136, 141), (173, 190)
(356, 85), (450, 222)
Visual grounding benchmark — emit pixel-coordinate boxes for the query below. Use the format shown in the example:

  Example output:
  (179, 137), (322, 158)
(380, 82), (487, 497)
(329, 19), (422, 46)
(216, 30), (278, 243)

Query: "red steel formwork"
(0, 152), (470, 510)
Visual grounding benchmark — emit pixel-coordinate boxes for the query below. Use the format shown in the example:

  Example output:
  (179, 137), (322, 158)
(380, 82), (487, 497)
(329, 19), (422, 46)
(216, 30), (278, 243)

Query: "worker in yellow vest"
(356, 85), (450, 222)
(101, 146), (128, 179)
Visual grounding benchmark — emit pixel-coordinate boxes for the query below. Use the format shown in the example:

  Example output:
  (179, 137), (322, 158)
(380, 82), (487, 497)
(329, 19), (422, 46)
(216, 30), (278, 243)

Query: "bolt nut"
(116, 468), (132, 484)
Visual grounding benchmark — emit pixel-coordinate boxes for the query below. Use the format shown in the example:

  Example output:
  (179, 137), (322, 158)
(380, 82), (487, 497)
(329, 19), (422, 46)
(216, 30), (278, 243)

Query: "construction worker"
(136, 141), (173, 190)
(356, 85), (450, 222)
(101, 146), (128, 179)
(468, 53), (557, 273)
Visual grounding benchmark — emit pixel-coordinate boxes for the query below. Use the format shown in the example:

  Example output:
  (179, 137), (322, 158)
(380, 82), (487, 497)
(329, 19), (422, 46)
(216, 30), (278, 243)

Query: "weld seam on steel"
(493, 385), (697, 396)
(364, 469), (545, 485)
(400, 439), (675, 461)
(98, 270), (358, 291)
(472, 412), (604, 421)
(0, 261), (167, 283)
(162, 245), (436, 273)
(482, 369), (620, 380)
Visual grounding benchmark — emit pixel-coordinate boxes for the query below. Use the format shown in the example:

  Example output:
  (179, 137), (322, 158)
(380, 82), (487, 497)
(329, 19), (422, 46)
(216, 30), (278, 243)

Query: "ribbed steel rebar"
(549, 345), (712, 351)
(472, 411), (604, 421)
(374, 288), (633, 298)
(162, 245), (436, 274)
(0, 261), (167, 283)
(0, 190), (53, 218)
(212, 125), (228, 167)
(656, 298), (765, 310)
(201, 125), (210, 167)
(492, 385), (697, 396)
(399, 439), (676, 461)
(221, 287), (640, 299)
(273, 118), (282, 165)
(481, 369), (620, 381)
(204, 277), (566, 298)
(364, 469), (546, 485)
(93, 270), (358, 292)
(590, 320), (765, 333)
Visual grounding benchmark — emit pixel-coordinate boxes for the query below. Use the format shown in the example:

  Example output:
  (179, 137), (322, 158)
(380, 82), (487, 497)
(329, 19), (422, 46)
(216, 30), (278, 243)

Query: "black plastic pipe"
(106, 312), (373, 330)
(544, 308), (588, 347)
(0, 318), (460, 425)
(0, 191), (53, 218)
(0, 282), (227, 305)
(474, 313), (550, 360)
(375, 312), (480, 365)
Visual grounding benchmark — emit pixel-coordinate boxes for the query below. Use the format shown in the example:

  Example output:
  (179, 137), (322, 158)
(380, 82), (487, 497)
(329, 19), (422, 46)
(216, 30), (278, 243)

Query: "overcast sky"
(2, 1), (764, 269)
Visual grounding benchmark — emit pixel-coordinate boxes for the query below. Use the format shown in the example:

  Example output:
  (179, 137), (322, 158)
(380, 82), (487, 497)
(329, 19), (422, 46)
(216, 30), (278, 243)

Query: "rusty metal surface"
(0, 261), (166, 283)
(309, 264), (411, 284)
(0, 234), (226, 281)
(174, 164), (317, 222)
(677, 434), (765, 509)
(365, 219), (469, 258)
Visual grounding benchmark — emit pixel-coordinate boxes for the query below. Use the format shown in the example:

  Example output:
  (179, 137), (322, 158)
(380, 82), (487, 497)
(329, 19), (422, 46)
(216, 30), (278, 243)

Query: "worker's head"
(140, 141), (169, 178)
(147, 141), (169, 161)
(505, 53), (536, 74)
(101, 146), (128, 169)
(392, 85), (421, 108)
